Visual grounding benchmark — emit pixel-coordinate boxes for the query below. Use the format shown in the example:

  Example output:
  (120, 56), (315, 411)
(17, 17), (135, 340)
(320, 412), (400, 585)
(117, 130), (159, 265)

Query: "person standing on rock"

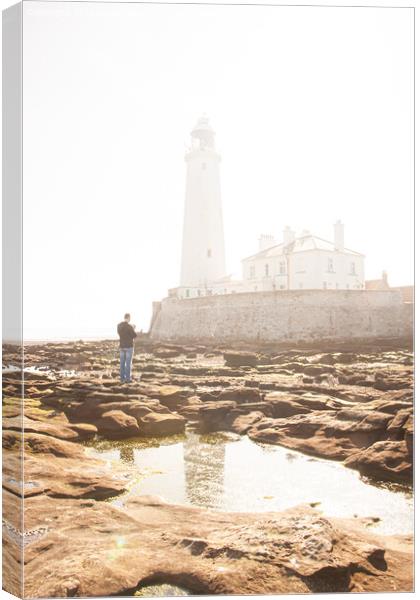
(117, 313), (137, 383)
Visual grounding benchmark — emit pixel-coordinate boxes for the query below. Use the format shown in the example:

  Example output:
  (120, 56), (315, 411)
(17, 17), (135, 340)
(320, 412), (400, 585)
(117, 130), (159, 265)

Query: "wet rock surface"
(2, 338), (414, 596)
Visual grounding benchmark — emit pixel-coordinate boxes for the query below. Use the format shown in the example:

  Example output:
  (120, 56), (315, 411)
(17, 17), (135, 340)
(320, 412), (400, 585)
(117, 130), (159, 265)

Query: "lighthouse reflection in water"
(87, 430), (412, 537)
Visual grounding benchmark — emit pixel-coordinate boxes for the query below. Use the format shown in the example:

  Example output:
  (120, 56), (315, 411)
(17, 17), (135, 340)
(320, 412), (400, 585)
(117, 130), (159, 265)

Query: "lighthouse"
(179, 116), (226, 293)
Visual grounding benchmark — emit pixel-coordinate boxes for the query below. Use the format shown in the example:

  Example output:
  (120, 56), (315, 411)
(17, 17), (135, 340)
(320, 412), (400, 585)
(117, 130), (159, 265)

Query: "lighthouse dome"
(192, 114), (214, 133)
(190, 115), (215, 150)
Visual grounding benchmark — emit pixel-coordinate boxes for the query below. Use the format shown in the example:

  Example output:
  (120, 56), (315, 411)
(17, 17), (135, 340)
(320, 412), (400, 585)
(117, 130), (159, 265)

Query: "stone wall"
(149, 290), (413, 344)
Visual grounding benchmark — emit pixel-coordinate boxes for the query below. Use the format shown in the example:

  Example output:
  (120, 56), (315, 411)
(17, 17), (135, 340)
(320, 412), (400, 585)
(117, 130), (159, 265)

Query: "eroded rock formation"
(2, 338), (414, 596)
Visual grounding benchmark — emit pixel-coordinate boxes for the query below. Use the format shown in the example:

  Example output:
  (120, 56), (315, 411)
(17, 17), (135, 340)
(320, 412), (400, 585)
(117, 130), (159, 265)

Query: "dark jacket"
(117, 321), (137, 348)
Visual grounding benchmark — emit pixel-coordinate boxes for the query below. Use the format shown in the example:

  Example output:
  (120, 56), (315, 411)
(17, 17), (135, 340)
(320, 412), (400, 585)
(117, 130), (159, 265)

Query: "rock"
(94, 410), (140, 439)
(374, 375), (413, 391)
(2, 430), (132, 499)
(381, 389), (413, 403)
(228, 411), (265, 434)
(386, 408), (413, 440)
(332, 353), (359, 364)
(217, 387), (261, 403)
(185, 395), (202, 406)
(311, 353), (337, 365)
(3, 339), (413, 488)
(2, 415), (96, 441)
(248, 408), (395, 465)
(302, 364), (336, 376)
(265, 393), (310, 418)
(86, 390), (140, 403)
(178, 396), (204, 420)
(139, 412), (186, 436)
(325, 409), (393, 434)
(368, 399), (412, 416)
(151, 385), (189, 410)
(279, 362), (306, 373)
(140, 364), (166, 373)
(231, 401), (272, 415)
(14, 497), (413, 598)
(198, 401), (237, 433)
(64, 422), (98, 440)
(95, 401), (154, 418)
(223, 351), (258, 367)
(3, 429), (85, 458)
(340, 374), (369, 386)
(154, 347), (181, 358)
(265, 391), (344, 418)
(199, 391), (221, 402)
(344, 440), (413, 483)
(404, 420), (413, 456)
(298, 392), (344, 410)
(170, 365), (213, 376)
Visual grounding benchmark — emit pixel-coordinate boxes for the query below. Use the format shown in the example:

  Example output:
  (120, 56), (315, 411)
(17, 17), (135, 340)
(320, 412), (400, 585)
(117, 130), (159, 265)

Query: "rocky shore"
(2, 338), (414, 596)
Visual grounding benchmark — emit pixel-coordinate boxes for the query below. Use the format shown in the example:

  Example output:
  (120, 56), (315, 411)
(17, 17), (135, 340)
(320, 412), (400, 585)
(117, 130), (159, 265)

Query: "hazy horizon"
(22, 2), (414, 340)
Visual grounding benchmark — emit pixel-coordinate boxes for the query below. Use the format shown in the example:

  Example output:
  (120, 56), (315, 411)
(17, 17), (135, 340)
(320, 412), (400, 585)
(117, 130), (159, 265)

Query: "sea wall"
(149, 290), (413, 344)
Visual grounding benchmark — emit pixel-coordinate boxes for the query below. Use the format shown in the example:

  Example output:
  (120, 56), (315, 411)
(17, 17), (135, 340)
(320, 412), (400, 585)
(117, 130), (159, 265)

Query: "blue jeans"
(120, 347), (134, 382)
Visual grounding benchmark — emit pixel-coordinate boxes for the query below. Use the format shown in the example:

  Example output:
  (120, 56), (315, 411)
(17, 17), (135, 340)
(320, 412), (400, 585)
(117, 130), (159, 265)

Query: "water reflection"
(87, 431), (413, 536)
(183, 433), (225, 510)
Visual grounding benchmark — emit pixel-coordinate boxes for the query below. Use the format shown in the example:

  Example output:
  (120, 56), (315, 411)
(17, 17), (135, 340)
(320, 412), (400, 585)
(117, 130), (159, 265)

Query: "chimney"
(334, 220), (344, 252)
(258, 234), (276, 251)
(382, 270), (389, 287)
(283, 226), (295, 246)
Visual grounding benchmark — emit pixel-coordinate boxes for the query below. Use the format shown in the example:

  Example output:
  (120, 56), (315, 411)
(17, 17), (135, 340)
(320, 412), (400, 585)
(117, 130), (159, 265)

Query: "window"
(299, 282), (303, 289)
(265, 263), (269, 277)
(279, 261), (286, 274)
(349, 262), (356, 275)
(346, 284), (350, 289)
(185, 289), (190, 298)
(323, 282), (327, 289)
(197, 289), (201, 296)
(280, 284), (285, 290)
(336, 282), (339, 289)
(207, 248), (212, 258)
(327, 258), (334, 272)
(249, 265), (255, 279)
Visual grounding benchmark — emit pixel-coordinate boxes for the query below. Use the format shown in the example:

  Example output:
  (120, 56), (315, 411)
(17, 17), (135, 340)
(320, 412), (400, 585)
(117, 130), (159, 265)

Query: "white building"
(241, 222), (365, 291)
(172, 119), (365, 299)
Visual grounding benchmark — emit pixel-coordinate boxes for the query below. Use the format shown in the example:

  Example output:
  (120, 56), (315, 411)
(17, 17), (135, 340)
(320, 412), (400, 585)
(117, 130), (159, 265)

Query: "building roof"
(391, 285), (414, 303)
(242, 234), (364, 262)
(365, 279), (390, 291)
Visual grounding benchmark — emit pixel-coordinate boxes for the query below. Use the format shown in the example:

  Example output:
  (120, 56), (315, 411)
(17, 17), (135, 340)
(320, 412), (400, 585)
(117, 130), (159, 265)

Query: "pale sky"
(22, 1), (414, 340)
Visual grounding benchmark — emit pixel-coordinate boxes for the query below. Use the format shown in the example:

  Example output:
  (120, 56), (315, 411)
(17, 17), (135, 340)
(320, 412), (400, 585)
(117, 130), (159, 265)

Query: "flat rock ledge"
(4, 494), (414, 597)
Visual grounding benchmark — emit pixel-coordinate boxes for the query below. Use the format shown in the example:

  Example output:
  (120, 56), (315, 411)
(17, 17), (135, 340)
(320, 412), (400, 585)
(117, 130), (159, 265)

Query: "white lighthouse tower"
(179, 116), (226, 295)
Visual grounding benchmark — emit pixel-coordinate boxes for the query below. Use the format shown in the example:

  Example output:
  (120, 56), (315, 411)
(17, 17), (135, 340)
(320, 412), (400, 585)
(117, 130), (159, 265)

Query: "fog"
(22, 2), (413, 339)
